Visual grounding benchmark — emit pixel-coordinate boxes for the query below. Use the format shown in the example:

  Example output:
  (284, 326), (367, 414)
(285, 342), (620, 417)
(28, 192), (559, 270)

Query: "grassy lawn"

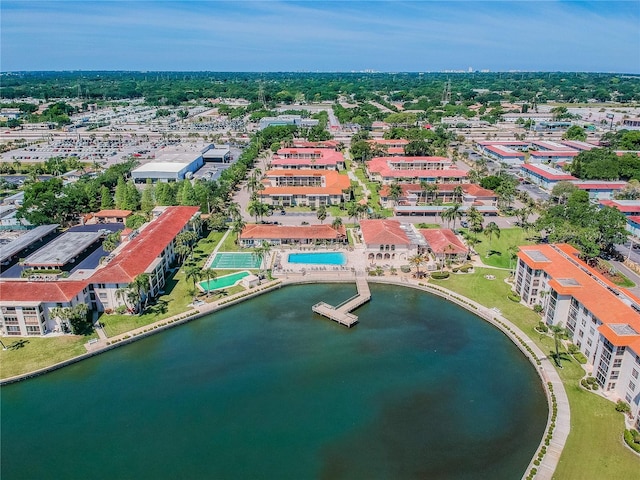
(100, 268), (194, 337)
(219, 229), (241, 252)
(0, 335), (92, 379)
(430, 268), (640, 478)
(415, 223), (442, 229)
(470, 227), (537, 269)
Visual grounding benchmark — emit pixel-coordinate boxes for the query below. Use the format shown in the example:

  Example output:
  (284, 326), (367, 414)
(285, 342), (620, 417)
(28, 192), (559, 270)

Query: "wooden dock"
(312, 277), (371, 327)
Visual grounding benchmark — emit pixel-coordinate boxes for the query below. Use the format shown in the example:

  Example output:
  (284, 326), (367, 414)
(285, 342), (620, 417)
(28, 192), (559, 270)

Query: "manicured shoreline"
(0, 273), (571, 480)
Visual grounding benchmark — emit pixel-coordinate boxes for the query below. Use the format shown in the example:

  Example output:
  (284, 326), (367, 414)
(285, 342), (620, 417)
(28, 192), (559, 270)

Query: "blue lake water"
(1, 284), (547, 479)
(288, 252), (347, 265)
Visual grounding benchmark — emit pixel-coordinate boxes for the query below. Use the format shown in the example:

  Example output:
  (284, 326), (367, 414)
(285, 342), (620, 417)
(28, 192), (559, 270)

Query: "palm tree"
(252, 241), (272, 276)
(445, 204), (463, 230)
(231, 217), (246, 245)
(426, 183), (439, 204)
(201, 268), (217, 297)
(419, 180), (429, 204)
(409, 253), (425, 278)
(185, 265), (202, 299)
(550, 325), (568, 367)
(132, 273), (151, 313)
(466, 206), (484, 234)
(227, 202), (241, 221)
(316, 205), (327, 224)
(346, 202), (359, 224)
(248, 200), (262, 223)
(452, 185), (464, 204)
(389, 182), (403, 206)
(463, 233), (480, 257)
(507, 245), (519, 273)
(331, 216), (343, 231)
(115, 286), (133, 312)
(483, 221), (501, 255)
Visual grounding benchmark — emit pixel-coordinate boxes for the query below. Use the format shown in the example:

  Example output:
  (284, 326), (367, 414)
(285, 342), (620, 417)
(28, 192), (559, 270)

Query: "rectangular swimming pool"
(288, 252), (347, 265)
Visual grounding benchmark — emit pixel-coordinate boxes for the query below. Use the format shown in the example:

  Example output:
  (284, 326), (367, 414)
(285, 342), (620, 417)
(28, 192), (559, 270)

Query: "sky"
(1, 0), (639, 73)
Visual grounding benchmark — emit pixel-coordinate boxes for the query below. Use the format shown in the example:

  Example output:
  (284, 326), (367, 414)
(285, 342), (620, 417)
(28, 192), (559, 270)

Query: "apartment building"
(0, 206), (200, 334)
(259, 169), (351, 207)
(366, 156), (468, 185)
(515, 243), (640, 427)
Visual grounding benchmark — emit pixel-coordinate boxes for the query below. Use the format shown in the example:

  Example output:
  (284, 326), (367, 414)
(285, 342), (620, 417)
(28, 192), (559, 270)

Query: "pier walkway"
(312, 276), (370, 327)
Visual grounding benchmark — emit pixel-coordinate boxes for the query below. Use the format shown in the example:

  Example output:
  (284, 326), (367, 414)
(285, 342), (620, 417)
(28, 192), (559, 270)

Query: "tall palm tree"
(252, 241), (272, 276)
(409, 253), (425, 278)
(331, 216), (343, 231)
(463, 233), (480, 257)
(466, 206), (484, 234)
(248, 200), (262, 223)
(389, 182), (403, 206)
(445, 204), (463, 230)
(419, 180), (429, 204)
(346, 202), (359, 225)
(227, 202), (241, 221)
(426, 183), (439, 203)
(132, 273), (151, 313)
(317, 205), (327, 224)
(231, 217), (246, 245)
(201, 268), (217, 297)
(185, 265), (202, 299)
(452, 185), (464, 204)
(115, 286), (133, 312)
(550, 325), (568, 367)
(483, 221), (501, 255)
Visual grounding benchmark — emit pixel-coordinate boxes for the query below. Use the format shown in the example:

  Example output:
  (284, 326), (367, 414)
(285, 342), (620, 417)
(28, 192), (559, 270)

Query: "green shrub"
(624, 430), (640, 453)
(615, 400), (631, 414)
(400, 265), (411, 273)
(431, 271), (449, 280)
(507, 293), (521, 302)
(459, 265), (473, 273)
(536, 321), (548, 332)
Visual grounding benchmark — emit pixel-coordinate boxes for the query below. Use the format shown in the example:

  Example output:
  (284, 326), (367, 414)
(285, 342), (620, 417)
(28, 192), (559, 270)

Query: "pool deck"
(312, 276), (371, 327)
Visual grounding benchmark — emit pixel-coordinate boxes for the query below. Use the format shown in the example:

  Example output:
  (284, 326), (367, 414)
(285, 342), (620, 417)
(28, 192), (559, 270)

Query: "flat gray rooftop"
(24, 231), (102, 267)
(524, 250), (551, 263)
(0, 224), (59, 264)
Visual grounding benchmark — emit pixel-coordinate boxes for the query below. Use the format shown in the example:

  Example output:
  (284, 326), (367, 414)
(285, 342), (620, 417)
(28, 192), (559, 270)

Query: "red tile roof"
(241, 224), (346, 240)
(481, 145), (525, 157)
(599, 200), (640, 213)
(262, 169), (350, 196)
(518, 244), (640, 347)
(91, 206), (199, 284)
(94, 209), (133, 218)
(529, 150), (579, 158)
(271, 148), (344, 166)
(521, 164), (577, 181)
(0, 280), (87, 303)
(420, 229), (466, 255)
(359, 219), (410, 245)
(368, 139), (409, 146)
(367, 157), (468, 180)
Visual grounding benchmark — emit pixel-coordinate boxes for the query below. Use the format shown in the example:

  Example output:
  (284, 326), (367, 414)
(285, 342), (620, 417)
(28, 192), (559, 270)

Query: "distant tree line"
(2, 72), (639, 106)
